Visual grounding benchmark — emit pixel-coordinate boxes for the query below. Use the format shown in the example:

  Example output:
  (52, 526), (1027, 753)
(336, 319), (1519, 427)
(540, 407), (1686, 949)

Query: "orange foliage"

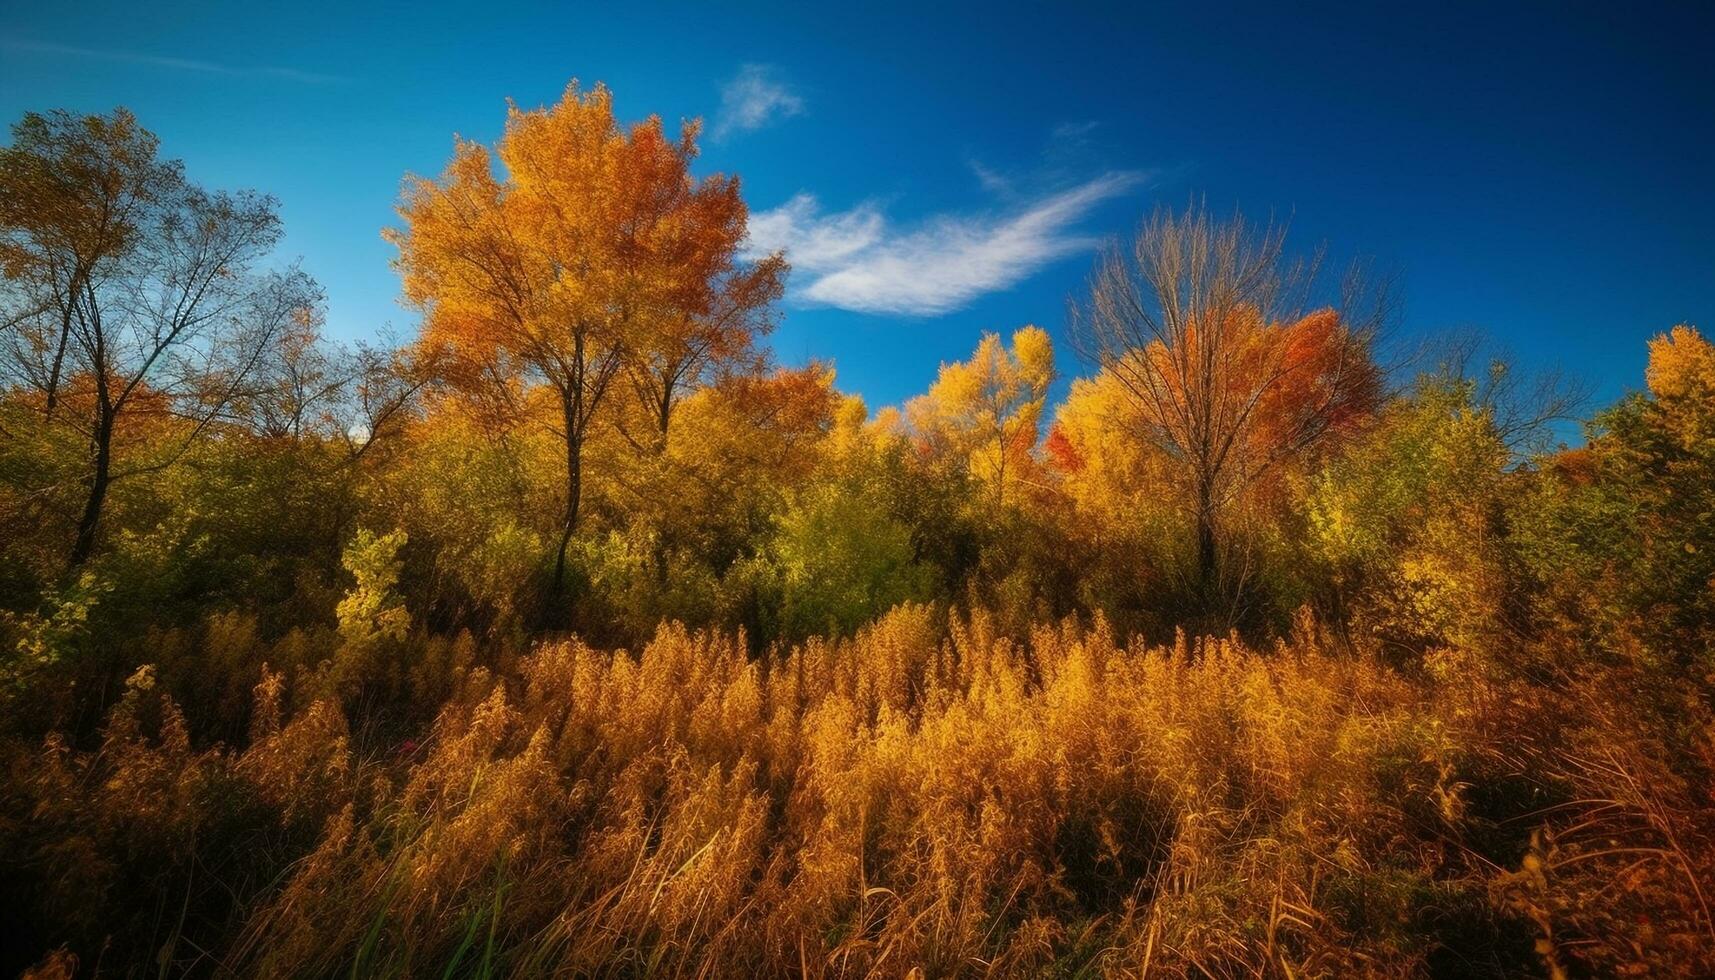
(1140, 306), (1379, 486)
(389, 82), (768, 381)
(386, 82), (783, 586)
(1043, 423), (1085, 474)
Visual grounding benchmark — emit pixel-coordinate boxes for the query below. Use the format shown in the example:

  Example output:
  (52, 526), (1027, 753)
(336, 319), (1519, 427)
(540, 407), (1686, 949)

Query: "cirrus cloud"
(0, 37), (349, 84)
(744, 171), (1147, 316)
(713, 64), (804, 140)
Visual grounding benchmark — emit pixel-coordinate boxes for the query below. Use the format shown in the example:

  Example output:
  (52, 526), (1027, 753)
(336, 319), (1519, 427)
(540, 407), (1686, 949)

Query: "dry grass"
(6, 605), (1711, 977)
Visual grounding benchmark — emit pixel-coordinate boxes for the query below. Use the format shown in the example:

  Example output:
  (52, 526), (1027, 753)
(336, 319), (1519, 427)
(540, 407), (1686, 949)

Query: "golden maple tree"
(387, 82), (784, 591)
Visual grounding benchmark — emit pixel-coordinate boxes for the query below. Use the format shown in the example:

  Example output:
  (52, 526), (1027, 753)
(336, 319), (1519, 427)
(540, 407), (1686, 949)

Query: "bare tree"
(1070, 202), (1388, 612)
(237, 303), (348, 442)
(0, 108), (320, 567)
(340, 338), (436, 461)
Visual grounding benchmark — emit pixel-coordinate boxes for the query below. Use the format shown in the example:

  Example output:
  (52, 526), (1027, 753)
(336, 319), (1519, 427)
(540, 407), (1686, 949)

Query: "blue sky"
(3, 1), (1711, 414)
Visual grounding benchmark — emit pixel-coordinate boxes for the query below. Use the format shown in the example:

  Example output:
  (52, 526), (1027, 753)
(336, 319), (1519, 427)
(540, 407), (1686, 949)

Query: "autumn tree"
(387, 82), (781, 593)
(906, 325), (1054, 508)
(1045, 368), (1188, 568)
(0, 109), (161, 419)
(0, 108), (319, 567)
(626, 364), (837, 553)
(1071, 203), (1383, 611)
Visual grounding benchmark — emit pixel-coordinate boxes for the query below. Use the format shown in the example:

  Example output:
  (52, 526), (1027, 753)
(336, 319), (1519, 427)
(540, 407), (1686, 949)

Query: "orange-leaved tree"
(387, 82), (783, 593)
(1071, 203), (1383, 612)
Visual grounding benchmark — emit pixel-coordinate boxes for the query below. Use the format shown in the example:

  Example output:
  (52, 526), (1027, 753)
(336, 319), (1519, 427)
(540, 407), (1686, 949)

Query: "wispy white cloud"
(744, 171), (1146, 317)
(1051, 120), (1101, 143)
(0, 38), (348, 84)
(713, 64), (804, 140)
(746, 193), (884, 269)
(967, 159), (1015, 197)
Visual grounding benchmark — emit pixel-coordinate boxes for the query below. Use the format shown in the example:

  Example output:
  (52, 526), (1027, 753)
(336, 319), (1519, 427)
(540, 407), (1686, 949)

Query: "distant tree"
(388, 82), (780, 593)
(1071, 203), (1384, 612)
(0, 108), (319, 567)
(231, 307), (430, 466)
(906, 325), (1054, 508)
(1419, 328), (1589, 456)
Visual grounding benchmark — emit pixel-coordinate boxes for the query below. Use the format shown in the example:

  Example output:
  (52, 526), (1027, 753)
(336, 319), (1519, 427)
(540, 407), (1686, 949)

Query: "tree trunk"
(43, 271), (84, 419)
(647, 374), (674, 585)
(551, 399), (583, 594)
(1195, 490), (1219, 612)
(69, 409), (114, 568)
(654, 376), (674, 454)
(44, 308), (72, 417)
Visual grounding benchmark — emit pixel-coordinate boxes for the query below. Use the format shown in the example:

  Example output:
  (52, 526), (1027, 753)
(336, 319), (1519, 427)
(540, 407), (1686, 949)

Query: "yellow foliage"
(1645, 324), (1714, 401)
(907, 326), (1054, 506)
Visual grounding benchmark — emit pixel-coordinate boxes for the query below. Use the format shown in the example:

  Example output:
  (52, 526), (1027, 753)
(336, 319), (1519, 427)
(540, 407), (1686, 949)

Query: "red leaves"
(1044, 424), (1086, 474)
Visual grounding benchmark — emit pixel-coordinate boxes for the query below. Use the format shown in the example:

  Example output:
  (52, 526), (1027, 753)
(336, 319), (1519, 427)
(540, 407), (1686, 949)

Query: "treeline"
(1, 91), (1712, 977)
